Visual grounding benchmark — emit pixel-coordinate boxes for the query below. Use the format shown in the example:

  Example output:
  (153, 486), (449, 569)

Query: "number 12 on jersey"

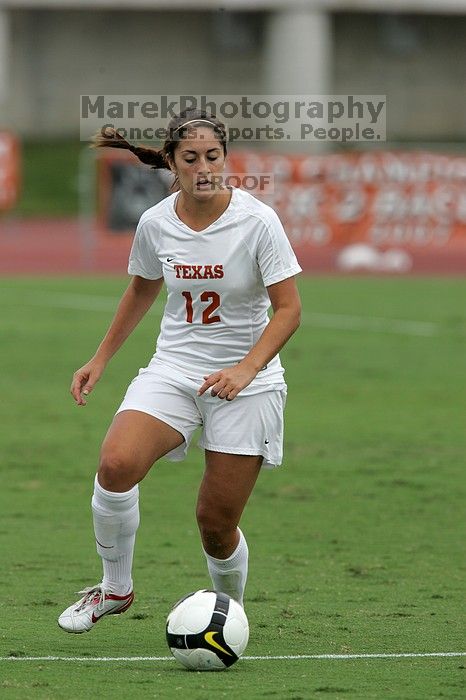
(182, 291), (221, 324)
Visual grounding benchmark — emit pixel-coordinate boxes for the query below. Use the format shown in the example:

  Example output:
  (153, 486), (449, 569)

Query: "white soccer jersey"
(128, 187), (302, 391)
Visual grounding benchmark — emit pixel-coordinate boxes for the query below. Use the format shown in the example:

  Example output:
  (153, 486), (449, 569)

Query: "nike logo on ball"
(204, 631), (232, 656)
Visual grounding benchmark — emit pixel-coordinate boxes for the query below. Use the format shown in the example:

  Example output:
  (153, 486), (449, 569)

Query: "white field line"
(302, 312), (438, 337)
(1, 652), (464, 662)
(28, 293), (123, 313)
(2, 291), (439, 337)
(2, 292), (163, 314)
(0, 291), (120, 313)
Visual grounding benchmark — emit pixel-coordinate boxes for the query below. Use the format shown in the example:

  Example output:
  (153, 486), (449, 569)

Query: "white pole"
(263, 8), (332, 151)
(264, 8), (332, 96)
(0, 8), (9, 107)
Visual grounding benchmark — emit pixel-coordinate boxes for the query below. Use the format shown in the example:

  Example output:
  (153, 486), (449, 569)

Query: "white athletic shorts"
(116, 358), (287, 468)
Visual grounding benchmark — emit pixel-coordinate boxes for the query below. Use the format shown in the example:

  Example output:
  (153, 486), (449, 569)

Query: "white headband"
(173, 119), (220, 134)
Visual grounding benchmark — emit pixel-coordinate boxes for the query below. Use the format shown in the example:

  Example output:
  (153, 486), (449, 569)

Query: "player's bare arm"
(198, 276), (301, 401)
(71, 275), (164, 406)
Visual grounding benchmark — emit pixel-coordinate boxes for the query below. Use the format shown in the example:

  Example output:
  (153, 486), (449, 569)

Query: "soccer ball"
(166, 589), (249, 671)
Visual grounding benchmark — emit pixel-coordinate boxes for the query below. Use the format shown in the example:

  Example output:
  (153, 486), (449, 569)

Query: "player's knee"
(98, 451), (132, 491)
(196, 504), (237, 549)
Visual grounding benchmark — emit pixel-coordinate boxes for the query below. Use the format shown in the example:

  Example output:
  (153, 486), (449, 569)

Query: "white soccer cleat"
(58, 585), (134, 633)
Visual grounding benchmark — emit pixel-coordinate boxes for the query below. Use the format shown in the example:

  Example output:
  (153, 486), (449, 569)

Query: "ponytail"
(92, 110), (227, 175)
(92, 127), (168, 170)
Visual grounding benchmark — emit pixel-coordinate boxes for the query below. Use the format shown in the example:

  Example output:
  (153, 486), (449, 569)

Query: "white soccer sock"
(203, 528), (249, 606)
(91, 475), (139, 596)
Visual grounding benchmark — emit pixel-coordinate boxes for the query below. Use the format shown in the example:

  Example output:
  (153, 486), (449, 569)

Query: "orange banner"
(228, 150), (466, 273)
(0, 132), (20, 211)
(96, 149), (466, 273)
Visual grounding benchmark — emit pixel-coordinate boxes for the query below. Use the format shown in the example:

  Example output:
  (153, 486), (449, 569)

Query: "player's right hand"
(70, 359), (106, 406)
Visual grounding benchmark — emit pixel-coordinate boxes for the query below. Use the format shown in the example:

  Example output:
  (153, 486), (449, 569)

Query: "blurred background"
(0, 0), (465, 273)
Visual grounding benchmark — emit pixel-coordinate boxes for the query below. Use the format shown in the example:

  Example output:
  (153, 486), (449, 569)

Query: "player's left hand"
(197, 361), (258, 401)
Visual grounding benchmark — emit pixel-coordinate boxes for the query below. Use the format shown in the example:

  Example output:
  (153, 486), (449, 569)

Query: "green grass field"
(14, 141), (82, 217)
(1, 276), (465, 699)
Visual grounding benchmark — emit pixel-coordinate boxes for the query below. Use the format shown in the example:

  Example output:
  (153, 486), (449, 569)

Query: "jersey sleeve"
(127, 218), (163, 280)
(256, 209), (302, 287)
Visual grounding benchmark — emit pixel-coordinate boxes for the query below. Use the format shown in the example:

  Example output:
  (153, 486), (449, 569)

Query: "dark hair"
(92, 109), (228, 173)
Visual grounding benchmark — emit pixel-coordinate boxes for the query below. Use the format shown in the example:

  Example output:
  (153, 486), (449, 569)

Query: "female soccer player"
(58, 109), (302, 633)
